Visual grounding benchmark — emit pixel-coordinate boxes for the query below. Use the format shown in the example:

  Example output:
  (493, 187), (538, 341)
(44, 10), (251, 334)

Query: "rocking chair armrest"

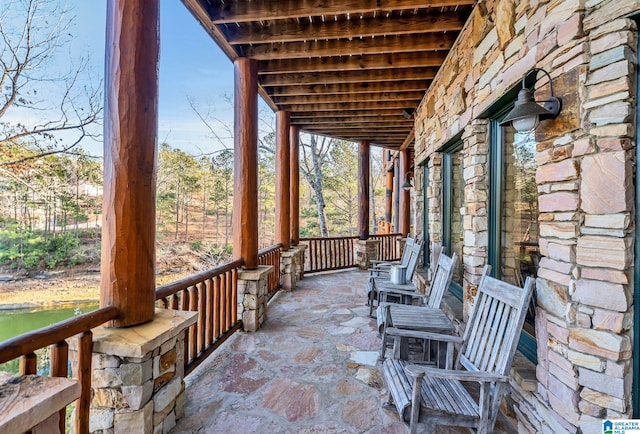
(384, 327), (463, 344)
(379, 287), (425, 299)
(370, 260), (398, 266)
(368, 268), (391, 274)
(404, 365), (510, 384)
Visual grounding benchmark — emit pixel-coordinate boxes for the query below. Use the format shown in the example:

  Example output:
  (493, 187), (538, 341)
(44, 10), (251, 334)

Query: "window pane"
(501, 126), (539, 336)
(449, 149), (465, 286)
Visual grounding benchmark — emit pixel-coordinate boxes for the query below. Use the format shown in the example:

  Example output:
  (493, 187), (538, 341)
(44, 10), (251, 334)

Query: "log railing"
(301, 233), (403, 273)
(156, 258), (243, 376)
(0, 306), (120, 433)
(258, 243), (283, 300)
(301, 236), (359, 273)
(371, 233), (402, 263)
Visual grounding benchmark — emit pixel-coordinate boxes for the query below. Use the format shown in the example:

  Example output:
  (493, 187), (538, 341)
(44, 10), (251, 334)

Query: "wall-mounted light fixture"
(401, 171), (414, 190)
(500, 68), (562, 132)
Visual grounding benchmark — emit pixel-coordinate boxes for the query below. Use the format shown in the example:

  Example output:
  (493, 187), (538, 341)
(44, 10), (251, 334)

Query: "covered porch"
(174, 269), (514, 434)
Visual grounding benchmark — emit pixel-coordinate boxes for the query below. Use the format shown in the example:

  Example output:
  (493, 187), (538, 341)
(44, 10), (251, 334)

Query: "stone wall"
(413, 0), (639, 433)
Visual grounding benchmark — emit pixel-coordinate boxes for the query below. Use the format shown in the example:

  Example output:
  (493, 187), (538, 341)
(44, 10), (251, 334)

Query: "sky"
(7, 0), (272, 157)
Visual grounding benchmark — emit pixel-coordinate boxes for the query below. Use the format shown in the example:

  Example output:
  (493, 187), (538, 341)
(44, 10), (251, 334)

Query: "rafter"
(224, 11), (468, 44)
(268, 80), (429, 97)
(240, 33), (457, 60)
(273, 91), (424, 105)
(259, 52), (448, 74)
(259, 67), (438, 86)
(290, 109), (410, 119)
(292, 115), (412, 124)
(209, 0), (476, 23)
(284, 101), (420, 112)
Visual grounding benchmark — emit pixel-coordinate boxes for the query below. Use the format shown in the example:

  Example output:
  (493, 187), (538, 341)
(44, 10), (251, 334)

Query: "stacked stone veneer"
(237, 265), (273, 332)
(412, 1), (639, 433)
(69, 309), (196, 434)
(354, 239), (380, 269)
(281, 245), (307, 290)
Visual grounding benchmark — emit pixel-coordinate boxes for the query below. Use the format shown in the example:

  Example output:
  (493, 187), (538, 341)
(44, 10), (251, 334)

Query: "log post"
(233, 58), (259, 269)
(393, 156), (400, 232)
(101, 0), (159, 327)
(358, 141), (370, 240)
(399, 149), (411, 237)
(276, 111), (291, 251)
(290, 126), (300, 246)
(385, 150), (394, 227)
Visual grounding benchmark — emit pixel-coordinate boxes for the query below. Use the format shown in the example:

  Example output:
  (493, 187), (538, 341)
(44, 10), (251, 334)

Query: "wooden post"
(101, 0), (159, 327)
(393, 156), (400, 232)
(399, 149), (411, 237)
(358, 141), (370, 240)
(276, 111), (291, 250)
(233, 57), (259, 269)
(385, 151), (394, 226)
(290, 125), (300, 246)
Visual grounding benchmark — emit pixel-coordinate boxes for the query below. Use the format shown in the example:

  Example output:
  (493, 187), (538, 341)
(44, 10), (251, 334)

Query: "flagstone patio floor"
(172, 269), (515, 434)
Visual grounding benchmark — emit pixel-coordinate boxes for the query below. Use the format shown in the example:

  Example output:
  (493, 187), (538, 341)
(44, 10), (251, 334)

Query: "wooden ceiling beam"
(210, 0), (476, 24)
(260, 67), (438, 86)
(273, 91), (424, 105)
(291, 109), (409, 118)
(268, 80), (429, 97)
(285, 101), (419, 111)
(258, 51), (447, 74)
(225, 11), (468, 44)
(292, 116), (412, 124)
(240, 33), (457, 60)
(298, 124), (412, 130)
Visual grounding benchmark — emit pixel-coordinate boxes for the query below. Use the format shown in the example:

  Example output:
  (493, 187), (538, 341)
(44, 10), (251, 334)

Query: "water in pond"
(0, 303), (98, 374)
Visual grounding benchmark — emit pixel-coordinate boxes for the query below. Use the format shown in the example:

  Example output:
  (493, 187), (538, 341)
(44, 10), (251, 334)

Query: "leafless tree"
(0, 0), (102, 167)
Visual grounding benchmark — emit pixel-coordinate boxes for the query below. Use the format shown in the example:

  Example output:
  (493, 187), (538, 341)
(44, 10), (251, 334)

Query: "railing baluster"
(232, 269), (238, 325)
(220, 273), (227, 334)
(214, 276), (221, 339)
(197, 282), (206, 355)
(205, 278), (213, 346)
(20, 352), (37, 375)
(51, 340), (69, 433)
(189, 286), (198, 362)
(76, 331), (93, 434)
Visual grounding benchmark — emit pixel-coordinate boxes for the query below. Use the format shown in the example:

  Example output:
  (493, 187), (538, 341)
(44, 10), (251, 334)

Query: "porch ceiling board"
(182, 0), (475, 149)
(259, 68), (439, 86)
(209, 0), (476, 23)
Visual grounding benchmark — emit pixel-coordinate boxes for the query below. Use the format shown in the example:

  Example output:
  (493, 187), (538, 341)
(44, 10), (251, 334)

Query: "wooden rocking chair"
(382, 274), (534, 434)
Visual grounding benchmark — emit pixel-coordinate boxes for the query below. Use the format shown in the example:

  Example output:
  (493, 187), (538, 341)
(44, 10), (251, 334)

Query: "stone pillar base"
(280, 244), (308, 290)
(69, 309), (197, 434)
(354, 239), (380, 270)
(237, 265), (273, 332)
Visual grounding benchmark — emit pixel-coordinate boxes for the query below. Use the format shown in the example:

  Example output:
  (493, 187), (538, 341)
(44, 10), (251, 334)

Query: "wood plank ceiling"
(182, 0), (475, 149)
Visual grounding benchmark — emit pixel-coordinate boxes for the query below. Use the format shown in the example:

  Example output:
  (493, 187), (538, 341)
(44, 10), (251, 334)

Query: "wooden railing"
(0, 305), (120, 433)
(301, 233), (403, 273)
(371, 233), (402, 262)
(258, 243), (283, 300)
(301, 235), (359, 273)
(156, 258), (243, 376)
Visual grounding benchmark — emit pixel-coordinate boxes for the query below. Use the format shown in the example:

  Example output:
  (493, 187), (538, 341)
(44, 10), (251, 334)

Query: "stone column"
(280, 244), (308, 290)
(354, 239), (380, 270)
(237, 266), (273, 332)
(69, 309), (197, 434)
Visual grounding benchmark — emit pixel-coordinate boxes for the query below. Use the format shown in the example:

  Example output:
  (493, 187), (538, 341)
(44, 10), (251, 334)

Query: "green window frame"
(489, 112), (538, 364)
(422, 160), (431, 270)
(442, 138), (464, 301)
